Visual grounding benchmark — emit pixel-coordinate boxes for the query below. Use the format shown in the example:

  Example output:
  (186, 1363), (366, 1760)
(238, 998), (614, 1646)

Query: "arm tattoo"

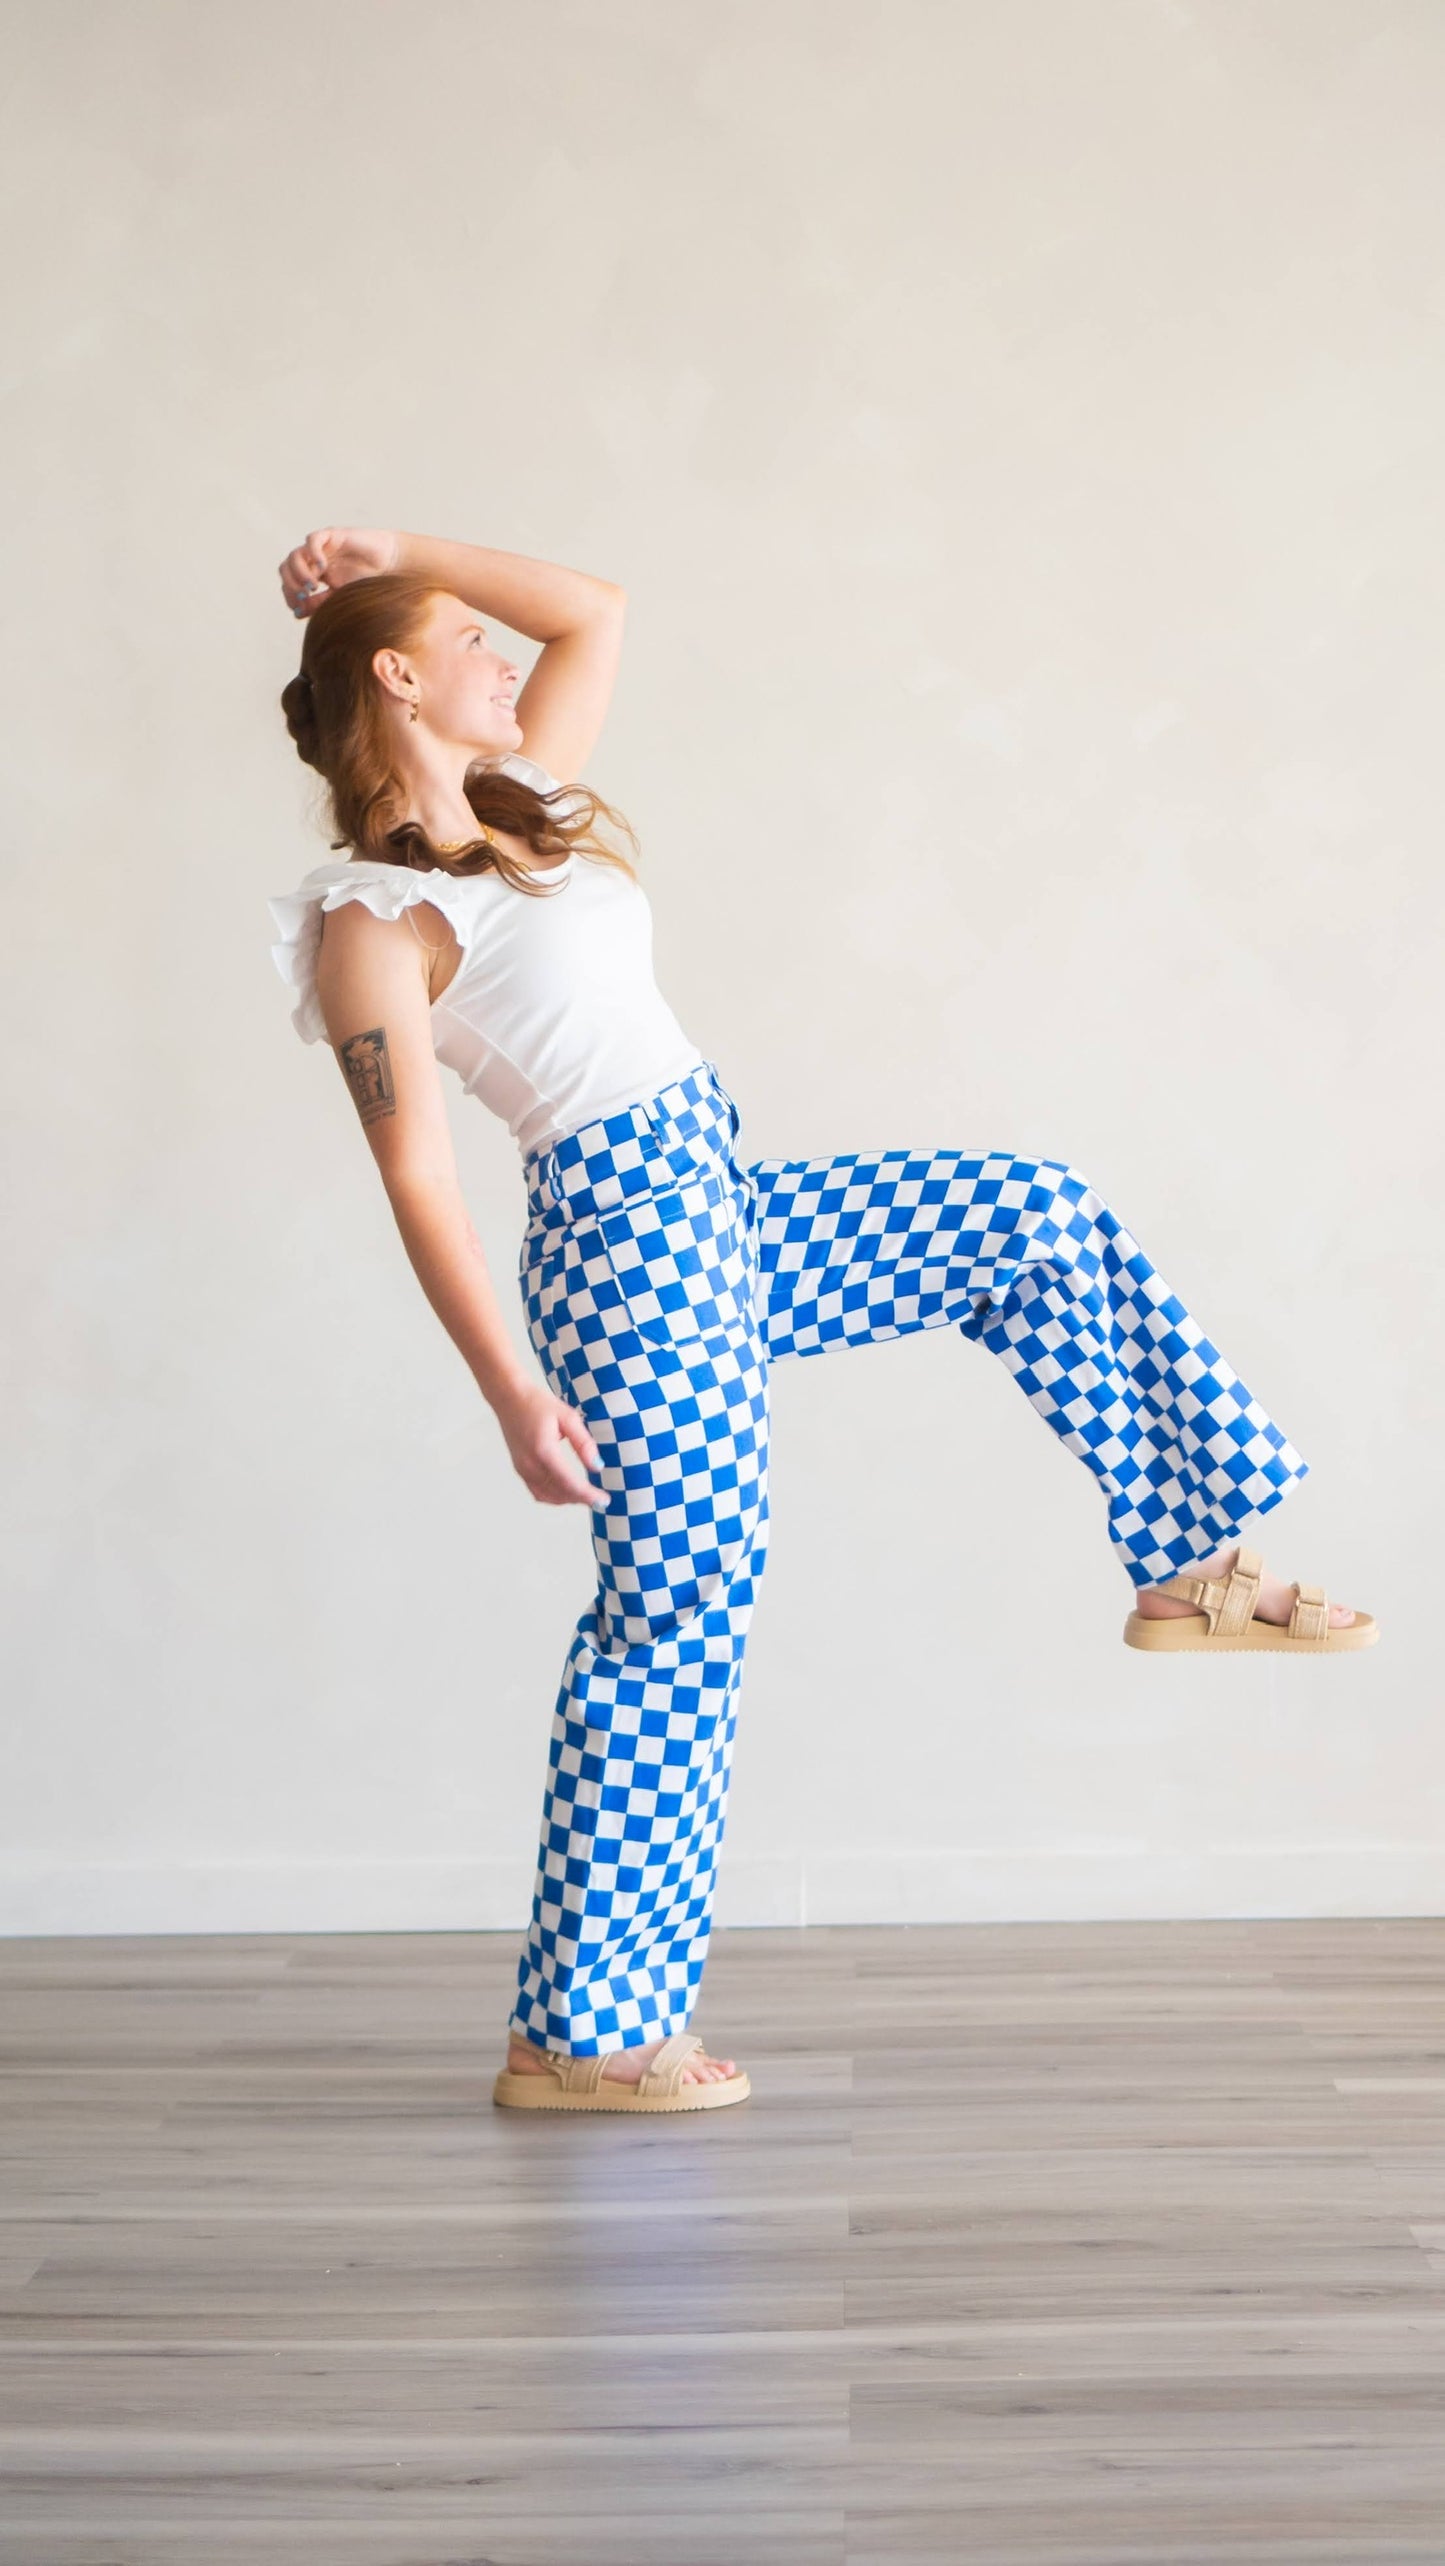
(338, 1025), (397, 1124)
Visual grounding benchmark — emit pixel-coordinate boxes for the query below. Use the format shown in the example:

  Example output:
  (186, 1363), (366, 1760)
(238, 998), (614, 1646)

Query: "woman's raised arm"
(392, 532), (626, 782)
(280, 526), (627, 782)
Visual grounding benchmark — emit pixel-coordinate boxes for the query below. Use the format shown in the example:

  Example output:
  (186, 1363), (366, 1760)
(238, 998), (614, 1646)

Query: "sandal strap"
(1156, 1542), (1263, 1637)
(637, 2031), (703, 2096)
(545, 2049), (609, 2093)
(1289, 1580), (1330, 1643)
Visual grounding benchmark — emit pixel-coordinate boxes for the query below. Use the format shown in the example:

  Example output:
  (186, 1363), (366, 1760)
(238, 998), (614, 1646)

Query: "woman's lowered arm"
(311, 896), (607, 1511)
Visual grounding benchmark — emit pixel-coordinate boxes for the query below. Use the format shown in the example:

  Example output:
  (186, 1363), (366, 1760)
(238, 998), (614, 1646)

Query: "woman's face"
(406, 591), (523, 752)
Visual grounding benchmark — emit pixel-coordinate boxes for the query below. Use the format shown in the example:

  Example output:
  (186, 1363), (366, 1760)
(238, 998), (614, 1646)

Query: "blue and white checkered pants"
(510, 1058), (1309, 2053)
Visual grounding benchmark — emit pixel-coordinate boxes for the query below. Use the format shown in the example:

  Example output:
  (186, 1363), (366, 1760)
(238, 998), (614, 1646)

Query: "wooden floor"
(2, 1918), (1444, 2563)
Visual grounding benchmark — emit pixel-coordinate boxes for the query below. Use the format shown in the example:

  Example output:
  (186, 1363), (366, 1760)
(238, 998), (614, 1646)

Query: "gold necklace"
(435, 823), (496, 854)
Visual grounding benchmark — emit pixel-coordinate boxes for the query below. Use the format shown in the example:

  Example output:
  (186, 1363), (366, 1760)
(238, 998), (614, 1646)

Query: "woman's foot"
(1134, 1543), (1359, 1627)
(504, 2032), (738, 2085)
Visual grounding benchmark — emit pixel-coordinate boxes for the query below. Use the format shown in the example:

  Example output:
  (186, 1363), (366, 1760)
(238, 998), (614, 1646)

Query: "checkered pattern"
(510, 1060), (1310, 2053)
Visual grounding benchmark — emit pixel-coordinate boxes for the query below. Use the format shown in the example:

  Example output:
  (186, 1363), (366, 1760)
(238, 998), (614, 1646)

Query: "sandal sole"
(492, 2069), (751, 2112)
(1123, 1610), (1379, 1653)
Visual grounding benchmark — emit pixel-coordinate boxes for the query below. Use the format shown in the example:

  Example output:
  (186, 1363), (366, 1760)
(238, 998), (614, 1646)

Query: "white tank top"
(267, 753), (706, 1159)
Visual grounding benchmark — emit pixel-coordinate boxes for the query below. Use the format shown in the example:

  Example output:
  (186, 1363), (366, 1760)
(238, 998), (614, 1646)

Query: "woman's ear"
(370, 645), (411, 708)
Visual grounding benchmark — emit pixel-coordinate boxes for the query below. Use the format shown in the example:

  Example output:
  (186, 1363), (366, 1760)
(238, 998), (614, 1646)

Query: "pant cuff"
(1124, 1460), (1310, 1590)
(506, 2008), (694, 2058)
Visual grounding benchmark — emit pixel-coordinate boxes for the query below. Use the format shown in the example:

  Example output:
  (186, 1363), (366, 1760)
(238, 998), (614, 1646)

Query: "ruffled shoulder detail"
(498, 749), (566, 802)
(265, 862), (482, 1045)
(496, 749), (593, 825)
(265, 751), (580, 1044)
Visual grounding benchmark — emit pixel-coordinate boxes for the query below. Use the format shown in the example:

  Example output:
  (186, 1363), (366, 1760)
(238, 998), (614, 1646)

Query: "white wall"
(5, 0), (1441, 1936)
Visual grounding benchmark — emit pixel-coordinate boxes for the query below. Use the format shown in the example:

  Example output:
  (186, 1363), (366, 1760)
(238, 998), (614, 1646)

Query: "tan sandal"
(492, 2028), (751, 2113)
(1123, 1542), (1378, 1652)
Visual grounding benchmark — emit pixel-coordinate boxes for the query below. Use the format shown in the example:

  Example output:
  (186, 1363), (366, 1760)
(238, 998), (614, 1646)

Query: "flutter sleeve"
(265, 862), (476, 1044)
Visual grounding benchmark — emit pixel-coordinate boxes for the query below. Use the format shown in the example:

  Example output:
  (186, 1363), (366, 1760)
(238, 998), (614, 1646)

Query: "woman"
(269, 525), (1377, 2118)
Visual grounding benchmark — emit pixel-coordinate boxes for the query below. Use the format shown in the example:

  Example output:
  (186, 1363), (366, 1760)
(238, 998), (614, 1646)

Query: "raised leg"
(744, 1141), (1310, 1590)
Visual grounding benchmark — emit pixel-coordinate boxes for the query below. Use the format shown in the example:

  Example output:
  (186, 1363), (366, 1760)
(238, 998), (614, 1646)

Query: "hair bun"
(281, 668), (322, 769)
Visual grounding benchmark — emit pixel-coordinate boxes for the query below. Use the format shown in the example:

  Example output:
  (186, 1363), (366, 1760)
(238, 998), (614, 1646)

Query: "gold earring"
(409, 697), (419, 722)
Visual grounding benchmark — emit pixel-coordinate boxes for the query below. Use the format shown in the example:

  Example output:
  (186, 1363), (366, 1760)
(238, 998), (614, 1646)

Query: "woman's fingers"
(279, 550), (321, 615)
(509, 1395), (607, 1508)
(537, 1451), (607, 1508)
(498, 1382), (606, 1509)
(278, 526), (398, 615)
(278, 529), (335, 616)
(556, 1402), (603, 1476)
(543, 1403), (606, 1507)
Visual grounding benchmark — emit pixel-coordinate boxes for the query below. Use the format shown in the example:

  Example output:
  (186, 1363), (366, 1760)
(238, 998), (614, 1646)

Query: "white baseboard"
(0, 1844), (1440, 1937)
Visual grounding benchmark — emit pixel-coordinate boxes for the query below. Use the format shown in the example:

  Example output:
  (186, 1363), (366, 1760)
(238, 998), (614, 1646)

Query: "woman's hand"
(278, 526), (400, 617)
(494, 1379), (608, 1511)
